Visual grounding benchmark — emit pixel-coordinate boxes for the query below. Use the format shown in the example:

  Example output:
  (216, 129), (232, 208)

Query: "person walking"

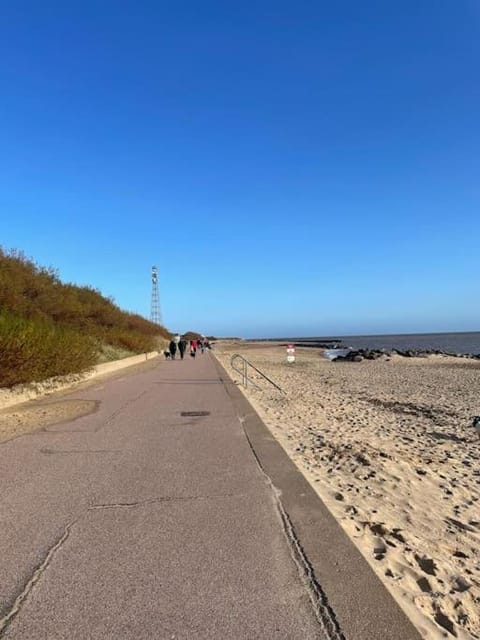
(178, 339), (187, 360)
(190, 339), (197, 358)
(169, 339), (177, 360)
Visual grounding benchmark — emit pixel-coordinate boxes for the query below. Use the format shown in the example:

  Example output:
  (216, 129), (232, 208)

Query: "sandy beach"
(214, 341), (480, 640)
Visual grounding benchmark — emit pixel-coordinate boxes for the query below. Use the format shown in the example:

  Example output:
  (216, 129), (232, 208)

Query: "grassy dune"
(0, 248), (170, 387)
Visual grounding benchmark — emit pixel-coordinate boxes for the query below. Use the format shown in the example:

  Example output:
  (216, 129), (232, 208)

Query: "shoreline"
(241, 331), (480, 358)
(214, 340), (480, 640)
(243, 340), (480, 359)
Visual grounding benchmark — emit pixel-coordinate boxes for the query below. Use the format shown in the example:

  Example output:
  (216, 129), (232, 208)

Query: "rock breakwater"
(332, 348), (480, 362)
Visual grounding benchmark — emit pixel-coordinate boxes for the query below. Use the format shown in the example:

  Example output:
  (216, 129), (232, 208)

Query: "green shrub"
(0, 246), (170, 386)
(0, 312), (98, 387)
(103, 326), (156, 354)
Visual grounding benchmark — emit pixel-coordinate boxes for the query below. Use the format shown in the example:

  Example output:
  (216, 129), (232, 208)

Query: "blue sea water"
(337, 332), (480, 355)
(290, 332), (480, 355)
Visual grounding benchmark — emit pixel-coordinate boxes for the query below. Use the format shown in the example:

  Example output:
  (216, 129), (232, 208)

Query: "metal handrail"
(230, 354), (286, 394)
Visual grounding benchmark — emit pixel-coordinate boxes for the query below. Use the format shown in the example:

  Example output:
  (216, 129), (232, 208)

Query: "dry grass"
(0, 247), (170, 387)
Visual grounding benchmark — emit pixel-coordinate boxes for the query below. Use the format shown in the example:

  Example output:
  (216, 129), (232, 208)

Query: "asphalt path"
(0, 351), (421, 639)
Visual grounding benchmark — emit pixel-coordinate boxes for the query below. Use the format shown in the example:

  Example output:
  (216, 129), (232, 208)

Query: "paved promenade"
(0, 352), (420, 639)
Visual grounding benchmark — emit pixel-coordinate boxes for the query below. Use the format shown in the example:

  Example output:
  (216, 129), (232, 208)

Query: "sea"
(286, 332), (480, 356)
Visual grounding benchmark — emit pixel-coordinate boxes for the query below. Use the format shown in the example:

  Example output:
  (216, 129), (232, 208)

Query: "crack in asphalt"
(238, 414), (345, 640)
(44, 390), (150, 434)
(40, 448), (122, 455)
(1, 365), (341, 638)
(0, 490), (244, 636)
(88, 493), (244, 510)
(214, 362), (344, 637)
(0, 519), (78, 637)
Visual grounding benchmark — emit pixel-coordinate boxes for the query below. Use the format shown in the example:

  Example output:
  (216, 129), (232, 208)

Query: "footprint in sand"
(414, 555), (437, 576)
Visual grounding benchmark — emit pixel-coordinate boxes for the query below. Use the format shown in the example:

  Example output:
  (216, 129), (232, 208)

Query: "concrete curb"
(91, 351), (158, 377)
(0, 351), (159, 410)
(211, 354), (422, 640)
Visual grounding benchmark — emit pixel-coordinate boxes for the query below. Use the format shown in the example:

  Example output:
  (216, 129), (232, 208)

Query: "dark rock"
(332, 345), (478, 362)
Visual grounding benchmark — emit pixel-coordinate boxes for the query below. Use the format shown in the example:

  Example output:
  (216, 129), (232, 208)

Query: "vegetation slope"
(0, 248), (170, 387)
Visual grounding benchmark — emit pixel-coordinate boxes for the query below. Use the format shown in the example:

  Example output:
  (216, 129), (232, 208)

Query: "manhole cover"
(180, 411), (210, 417)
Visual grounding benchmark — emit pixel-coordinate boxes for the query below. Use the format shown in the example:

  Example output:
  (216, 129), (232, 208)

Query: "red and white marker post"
(286, 344), (295, 363)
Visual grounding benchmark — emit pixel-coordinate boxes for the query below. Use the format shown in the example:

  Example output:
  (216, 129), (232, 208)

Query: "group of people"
(165, 334), (210, 360)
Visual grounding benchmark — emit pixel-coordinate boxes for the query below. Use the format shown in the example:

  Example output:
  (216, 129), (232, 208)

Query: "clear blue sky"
(1, 1), (479, 337)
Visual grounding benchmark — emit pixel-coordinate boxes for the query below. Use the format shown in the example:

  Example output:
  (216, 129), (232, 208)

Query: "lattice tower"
(150, 265), (162, 325)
